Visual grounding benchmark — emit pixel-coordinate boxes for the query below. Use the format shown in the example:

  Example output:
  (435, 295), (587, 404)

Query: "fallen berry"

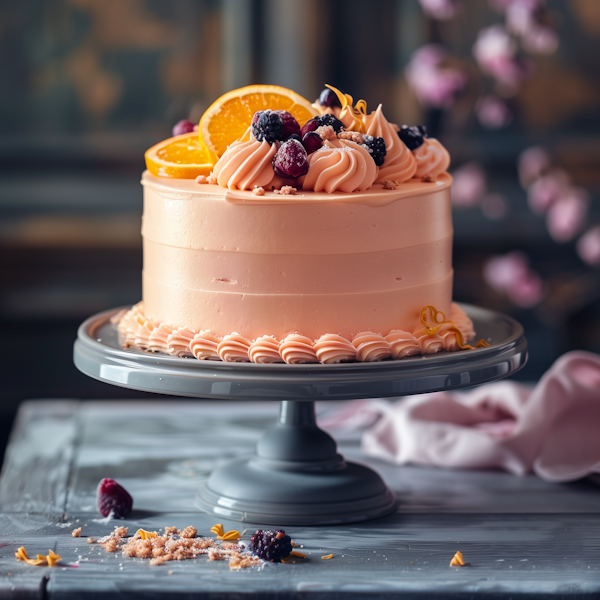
(361, 135), (387, 166)
(172, 119), (195, 137)
(97, 478), (133, 519)
(273, 139), (309, 178)
(318, 88), (342, 108)
(302, 131), (323, 154)
(274, 110), (301, 140)
(398, 125), (425, 150)
(250, 530), (293, 562)
(251, 110), (284, 143)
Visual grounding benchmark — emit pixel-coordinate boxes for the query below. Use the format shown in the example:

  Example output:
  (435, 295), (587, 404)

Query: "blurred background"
(1, 0), (599, 460)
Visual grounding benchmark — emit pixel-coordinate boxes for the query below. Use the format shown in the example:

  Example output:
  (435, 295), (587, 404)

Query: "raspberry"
(398, 125), (425, 151)
(251, 110), (284, 143)
(361, 135), (387, 166)
(301, 114), (344, 138)
(250, 530), (293, 562)
(318, 88), (342, 108)
(97, 478), (133, 519)
(302, 131), (323, 154)
(172, 119), (195, 137)
(274, 110), (301, 140)
(273, 139), (309, 178)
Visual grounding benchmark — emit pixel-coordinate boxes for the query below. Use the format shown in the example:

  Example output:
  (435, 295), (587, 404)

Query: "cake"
(118, 85), (485, 363)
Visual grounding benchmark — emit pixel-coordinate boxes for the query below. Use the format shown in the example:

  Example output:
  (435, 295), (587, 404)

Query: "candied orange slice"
(145, 133), (213, 179)
(199, 85), (319, 163)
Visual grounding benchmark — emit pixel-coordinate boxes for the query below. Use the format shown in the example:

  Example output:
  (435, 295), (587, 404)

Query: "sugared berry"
(318, 113), (344, 133)
(251, 110), (284, 143)
(172, 119), (195, 137)
(250, 530), (293, 562)
(274, 110), (301, 140)
(398, 125), (425, 151)
(417, 125), (428, 138)
(301, 117), (321, 137)
(361, 135), (387, 166)
(287, 133), (302, 143)
(318, 88), (342, 108)
(273, 139), (309, 178)
(302, 131), (323, 154)
(97, 478), (133, 519)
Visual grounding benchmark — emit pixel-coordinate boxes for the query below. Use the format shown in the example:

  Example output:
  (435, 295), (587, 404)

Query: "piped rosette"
(413, 138), (450, 182)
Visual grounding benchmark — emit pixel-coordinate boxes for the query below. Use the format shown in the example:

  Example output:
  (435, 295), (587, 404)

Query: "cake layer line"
(142, 178), (453, 255)
(143, 236), (452, 295)
(142, 270), (453, 340)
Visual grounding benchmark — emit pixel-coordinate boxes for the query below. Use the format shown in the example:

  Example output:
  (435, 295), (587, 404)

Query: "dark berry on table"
(273, 139), (309, 178)
(250, 530), (293, 562)
(172, 119), (195, 137)
(274, 110), (301, 140)
(97, 478), (133, 518)
(287, 133), (302, 143)
(302, 131), (323, 154)
(318, 113), (344, 133)
(301, 117), (321, 137)
(361, 135), (387, 166)
(318, 88), (342, 108)
(251, 110), (284, 143)
(398, 125), (425, 151)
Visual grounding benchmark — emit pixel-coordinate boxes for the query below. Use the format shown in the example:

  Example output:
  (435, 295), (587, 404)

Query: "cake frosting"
(122, 84), (487, 364)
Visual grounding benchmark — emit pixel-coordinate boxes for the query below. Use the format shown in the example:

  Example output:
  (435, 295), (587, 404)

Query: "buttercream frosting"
(217, 333), (251, 362)
(351, 332), (392, 362)
(134, 314), (154, 351)
(190, 330), (221, 360)
(167, 327), (195, 358)
(248, 335), (283, 364)
(314, 334), (357, 364)
(364, 105), (417, 184)
(384, 330), (420, 359)
(279, 333), (319, 364)
(413, 138), (451, 181)
(148, 322), (174, 354)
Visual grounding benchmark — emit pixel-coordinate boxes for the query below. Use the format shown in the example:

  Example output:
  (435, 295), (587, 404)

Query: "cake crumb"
(181, 526), (197, 539)
(273, 186), (297, 195)
(195, 175), (208, 184)
(228, 551), (262, 570)
(164, 527), (179, 536)
(72, 527), (82, 538)
(421, 174), (435, 182)
(252, 186), (265, 196)
(383, 179), (398, 190)
(87, 538), (94, 544)
(338, 131), (365, 144)
(101, 536), (120, 553)
(168, 570), (173, 575)
(316, 125), (337, 141)
(207, 173), (218, 185)
(150, 553), (173, 566)
(114, 526), (129, 538)
(208, 550), (226, 561)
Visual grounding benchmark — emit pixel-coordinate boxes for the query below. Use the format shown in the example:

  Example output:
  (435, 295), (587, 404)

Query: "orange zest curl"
(136, 529), (159, 540)
(325, 84), (368, 132)
(321, 553), (334, 559)
(449, 551), (466, 567)
(15, 546), (61, 567)
(419, 305), (490, 351)
(210, 523), (241, 541)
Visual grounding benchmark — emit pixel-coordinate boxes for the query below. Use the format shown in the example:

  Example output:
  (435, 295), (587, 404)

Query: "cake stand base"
(196, 400), (395, 525)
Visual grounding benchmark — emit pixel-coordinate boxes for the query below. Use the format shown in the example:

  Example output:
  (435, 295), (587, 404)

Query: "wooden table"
(1, 400), (599, 599)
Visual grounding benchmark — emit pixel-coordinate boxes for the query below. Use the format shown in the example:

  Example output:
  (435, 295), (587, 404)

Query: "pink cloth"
(322, 351), (600, 482)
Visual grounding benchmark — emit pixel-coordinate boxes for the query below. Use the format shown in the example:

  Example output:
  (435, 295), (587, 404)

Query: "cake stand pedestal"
(74, 303), (527, 525)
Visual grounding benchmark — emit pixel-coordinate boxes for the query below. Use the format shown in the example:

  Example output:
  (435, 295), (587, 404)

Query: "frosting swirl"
(148, 322), (174, 354)
(450, 304), (475, 341)
(301, 140), (378, 193)
(314, 334), (357, 364)
(217, 333), (251, 362)
(249, 335), (283, 363)
(413, 138), (450, 181)
(134, 314), (155, 351)
(168, 327), (195, 358)
(364, 105), (416, 184)
(352, 332), (392, 362)
(412, 327), (443, 354)
(191, 330), (221, 360)
(279, 333), (319, 364)
(384, 330), (420, 359)
(212, 137), (276, 190)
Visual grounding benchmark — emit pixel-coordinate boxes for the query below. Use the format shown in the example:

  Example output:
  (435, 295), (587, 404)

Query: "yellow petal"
(210, 524), (224, 537)
(137, 529), (159, 540)
(321, 554), (334, 560)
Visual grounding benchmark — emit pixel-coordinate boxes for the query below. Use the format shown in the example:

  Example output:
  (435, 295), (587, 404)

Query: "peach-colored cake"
(119, 85), (482, 364)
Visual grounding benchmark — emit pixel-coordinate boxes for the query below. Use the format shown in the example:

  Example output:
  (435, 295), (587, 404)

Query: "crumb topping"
(316, 125), (337, 141)
(383, 179), (399, 190)
(72, 527), (82, 538)
(195, 175), (208, 184)
(273, 186), (297, 195)
(252, 186), (265, 196)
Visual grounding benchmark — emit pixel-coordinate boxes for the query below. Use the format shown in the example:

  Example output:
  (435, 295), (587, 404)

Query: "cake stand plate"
(74, 304), (527, 525)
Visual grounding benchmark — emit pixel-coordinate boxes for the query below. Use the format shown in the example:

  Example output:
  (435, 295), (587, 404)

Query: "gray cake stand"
(74, 303), (527, 526)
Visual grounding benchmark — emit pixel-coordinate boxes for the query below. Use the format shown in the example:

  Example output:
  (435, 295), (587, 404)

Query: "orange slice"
(199, 85), (319, 163)
(145, 133), (213, 179)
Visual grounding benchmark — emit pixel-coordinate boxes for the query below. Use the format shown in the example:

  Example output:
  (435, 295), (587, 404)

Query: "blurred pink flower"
(527, 169), (570, 215)
(488, 0), (543, 13)
(475, 95), (513, 128)
(521, 24), (559, 55)
(451, 162), (487, 208)
(546, 190), (589, 243)
(405, 45), (468, 108)
(518, 146), (550, 188)
(577, 226), (600, 267)
(418, 0), (458, 20)
(484, 251), (544, 307)
(482, 193), (508, 220)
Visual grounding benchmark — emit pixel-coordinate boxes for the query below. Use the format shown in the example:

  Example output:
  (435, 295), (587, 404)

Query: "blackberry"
(250, 530), (293, 562)
(361, 135), (387, 166)
(251, 110), (284, 143)
(318, 113), (344, 133)
(398, 125), (425, 151)
(274, 110), (301, 140)
(318, 87), (342, 108)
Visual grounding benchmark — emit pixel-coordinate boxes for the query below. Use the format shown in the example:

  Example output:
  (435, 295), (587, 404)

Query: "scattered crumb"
(208, 550), (226, 561)
(338, 131), (365, 144)
(383, 179), (398, 190)
(164, 527), (179, 536)
(114, 527), (129, 538)
(181, 526), (197, 539)
(100, 537), (119, 553)
(273, 186), (297, 195)
(195, 175), (208, 184)
(207, 173), (217, 185)
(421, 174), (435, 182)
(252, 186), (265, 196)
(87, 538), (94, 544)
(72, 527), (82, 538)
(316, 125), (337, 141)
(228, 551), (262, 571)
(150, 553), (173, 566)
(168, 570), (173, 575)
(450, 551), (466, 567)
(321, 554), (334, 560)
